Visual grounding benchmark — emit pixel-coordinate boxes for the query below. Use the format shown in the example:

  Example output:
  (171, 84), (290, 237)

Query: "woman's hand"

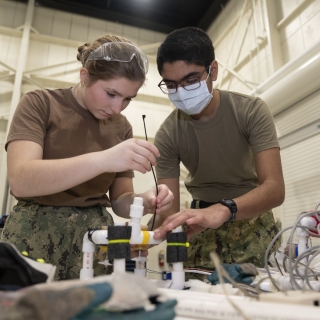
(139, 184), (174, 215)
(102, 139), (160, 174)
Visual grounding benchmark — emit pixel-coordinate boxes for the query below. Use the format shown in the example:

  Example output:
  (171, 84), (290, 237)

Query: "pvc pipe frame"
(80, 197), (162, 280)
(296, 216), (317, 262)
(80, 198), (186, 291)
(80, 228), (161, 279)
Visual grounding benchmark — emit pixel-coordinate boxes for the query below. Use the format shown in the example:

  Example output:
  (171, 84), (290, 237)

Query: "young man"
(153, 27), (285, 271)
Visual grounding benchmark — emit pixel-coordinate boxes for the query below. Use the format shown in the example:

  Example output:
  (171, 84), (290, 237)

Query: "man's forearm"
(233, 180), (285, 220)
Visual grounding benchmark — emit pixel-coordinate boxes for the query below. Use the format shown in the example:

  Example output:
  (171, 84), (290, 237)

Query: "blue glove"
(208, 263), (257, 285)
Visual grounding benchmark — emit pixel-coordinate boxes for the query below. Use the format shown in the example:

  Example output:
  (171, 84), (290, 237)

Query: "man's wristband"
(219, 198), (237, 222)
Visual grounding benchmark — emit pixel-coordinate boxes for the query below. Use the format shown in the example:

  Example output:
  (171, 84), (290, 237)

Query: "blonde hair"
(77, 34), (146, 85)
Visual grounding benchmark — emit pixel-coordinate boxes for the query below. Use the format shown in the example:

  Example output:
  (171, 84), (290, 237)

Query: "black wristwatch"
(219, 198), (237, 222)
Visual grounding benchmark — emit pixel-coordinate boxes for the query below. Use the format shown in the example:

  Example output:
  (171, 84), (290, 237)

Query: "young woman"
(2, 34), (173, 280)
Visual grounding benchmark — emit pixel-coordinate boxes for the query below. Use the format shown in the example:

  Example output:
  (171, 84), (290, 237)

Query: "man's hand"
(153, 204), (231, 240)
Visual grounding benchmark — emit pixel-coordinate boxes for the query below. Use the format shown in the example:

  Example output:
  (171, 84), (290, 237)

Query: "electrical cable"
(288, 210), (320, 290)
(184, 269), (212, 275)
(273, 253), (284, 275)
(264, 226), (292, 291)
(293, 246), (320, 291)
(264, 206), (320, 292)
(210, 251), (253, 320)
(304, 247), (320, 280)
(236, 283), (260, 297)
(146, 269), (163, 274)
(142, 115), (159, 231)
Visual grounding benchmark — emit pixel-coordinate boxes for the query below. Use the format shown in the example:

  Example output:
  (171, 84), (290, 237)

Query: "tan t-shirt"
(6, 88), (134, 207)
(154, 90), (279, 202)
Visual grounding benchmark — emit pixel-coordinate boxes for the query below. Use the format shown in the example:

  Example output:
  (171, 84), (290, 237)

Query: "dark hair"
(77, 34), (146, 85)
(157, 27), (215, 75)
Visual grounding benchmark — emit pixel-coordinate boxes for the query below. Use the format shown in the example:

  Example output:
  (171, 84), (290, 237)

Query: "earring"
(81, 81), (85, 86)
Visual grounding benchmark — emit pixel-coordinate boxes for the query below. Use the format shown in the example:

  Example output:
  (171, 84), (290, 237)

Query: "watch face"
(221, 198), (237, 213)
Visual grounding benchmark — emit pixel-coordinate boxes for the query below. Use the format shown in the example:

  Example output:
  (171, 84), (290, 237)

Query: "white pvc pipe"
(258, 52), (320, 115)
(171, 262), (185, 290)
(83, 251), (94, 269)
(113, 258), (126, 273)
(129, 197), (162, 245)
(80, 231), (97, 280)
(134, 268), (146, 277)
(79, 251), (94, 280)
(90, 230), (108, 245)
(129, 197), (144, 239)
(170, 226), (185, 290)
(250, 39), (320, 96)
(296, 216), (317, 241)
(148, 232), (163, 244)
(296, 216), (317, 263)
(277, 275), (320, 291)
(130, 230), (162, 245)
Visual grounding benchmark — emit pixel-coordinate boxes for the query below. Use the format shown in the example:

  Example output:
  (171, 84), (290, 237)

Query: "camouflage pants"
(184, 209), (280, 278)
(1, 200), (114, 281)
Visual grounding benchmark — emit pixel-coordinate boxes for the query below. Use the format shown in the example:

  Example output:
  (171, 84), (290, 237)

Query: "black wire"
(142, 115), (159, 231)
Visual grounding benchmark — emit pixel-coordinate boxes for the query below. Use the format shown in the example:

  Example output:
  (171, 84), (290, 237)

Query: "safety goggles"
(86, 42), (149, 74)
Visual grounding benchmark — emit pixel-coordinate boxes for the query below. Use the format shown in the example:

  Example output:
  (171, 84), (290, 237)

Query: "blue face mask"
(168, 73), (213, 115)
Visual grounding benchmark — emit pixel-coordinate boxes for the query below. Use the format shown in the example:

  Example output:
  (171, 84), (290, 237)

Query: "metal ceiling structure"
(19, 0), (230, 34)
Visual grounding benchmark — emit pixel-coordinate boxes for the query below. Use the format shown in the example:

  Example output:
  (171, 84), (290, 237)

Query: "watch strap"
(219, 198), (237, 222)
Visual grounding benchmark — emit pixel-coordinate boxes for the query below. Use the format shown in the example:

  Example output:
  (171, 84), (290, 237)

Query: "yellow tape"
(167, 242), (190, 247)
(108, 239), (130, 244)
(141, 231), (150, 245)
(100, 245), (108, 252)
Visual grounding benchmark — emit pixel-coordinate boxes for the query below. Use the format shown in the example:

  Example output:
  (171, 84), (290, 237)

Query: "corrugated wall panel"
(27, 41), (51, 72)
(0, 34), (21, 69)
(33, 6), (55, 35)
(51, 11), (73, 39)
(275, 89), (320, 137)
(70, 15), (90, 41)
(0, 1), (26, 28)
(281, 134), (320, 244)
(87, 18), (108, 42)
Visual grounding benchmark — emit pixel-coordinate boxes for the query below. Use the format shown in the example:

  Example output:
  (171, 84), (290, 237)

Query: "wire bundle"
(264, 202), (320, 292)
